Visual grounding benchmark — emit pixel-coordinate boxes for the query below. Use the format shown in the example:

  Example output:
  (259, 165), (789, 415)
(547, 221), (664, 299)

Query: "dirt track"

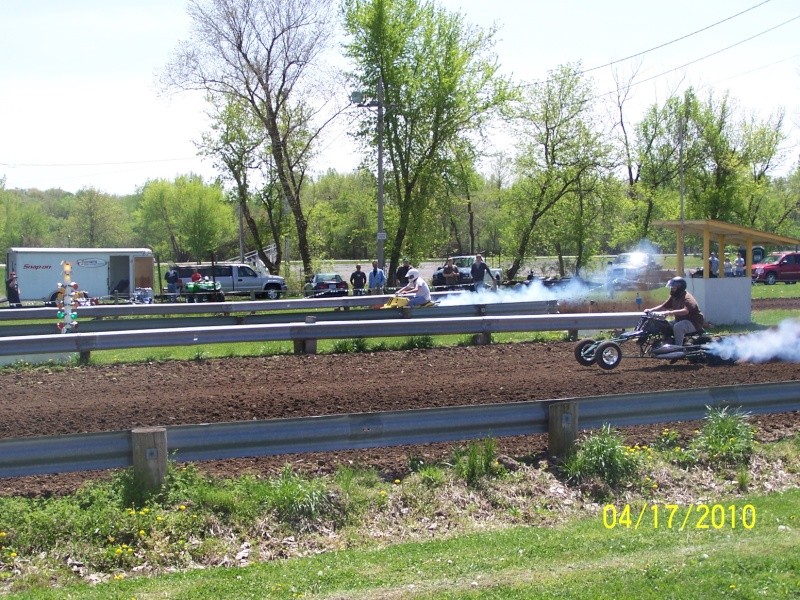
(1, 298), (799, 496)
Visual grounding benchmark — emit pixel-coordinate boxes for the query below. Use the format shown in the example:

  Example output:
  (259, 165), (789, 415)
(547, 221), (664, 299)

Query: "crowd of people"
(707, 251), (747, 278)
(346, 253), (497, 297)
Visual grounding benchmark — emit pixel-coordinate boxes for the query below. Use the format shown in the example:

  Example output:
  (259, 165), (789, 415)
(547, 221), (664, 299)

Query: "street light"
(351, 77), (386, 270)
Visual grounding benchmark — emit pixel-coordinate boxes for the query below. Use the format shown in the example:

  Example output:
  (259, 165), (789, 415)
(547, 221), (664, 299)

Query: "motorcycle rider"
(647, 276), (705, 346)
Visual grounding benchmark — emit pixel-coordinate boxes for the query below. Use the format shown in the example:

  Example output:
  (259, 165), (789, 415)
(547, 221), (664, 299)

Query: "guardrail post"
(548, 401), (578, 460)
(131, 427), (168, 492)
(472, 332), (491, 345)
(78, 350), (91, 365)
(293, 316), (318, 355)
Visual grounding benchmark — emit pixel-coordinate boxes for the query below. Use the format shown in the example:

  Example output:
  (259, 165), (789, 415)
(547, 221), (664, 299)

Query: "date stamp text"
(602, 503), (756, 530)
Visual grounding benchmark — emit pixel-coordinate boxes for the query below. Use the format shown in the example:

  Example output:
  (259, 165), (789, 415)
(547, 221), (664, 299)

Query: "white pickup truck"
(173, 262), (287, 299)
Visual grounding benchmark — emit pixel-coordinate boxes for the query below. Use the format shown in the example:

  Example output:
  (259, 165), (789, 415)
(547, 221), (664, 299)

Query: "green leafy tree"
(343, 0), (512, 283)
(686, 91), (746, 222)
(503, 64), (613, 279)
(199, 95), (286, 273)
(135, 176), (235, 262)
(306, 170), (375, 259)
(63, 188), (130, 247)
(737, 110), (788, 232)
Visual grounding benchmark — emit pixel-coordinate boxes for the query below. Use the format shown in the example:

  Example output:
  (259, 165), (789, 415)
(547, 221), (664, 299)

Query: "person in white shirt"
(734, 253), (746, 277)
(395, 268), (431, 306)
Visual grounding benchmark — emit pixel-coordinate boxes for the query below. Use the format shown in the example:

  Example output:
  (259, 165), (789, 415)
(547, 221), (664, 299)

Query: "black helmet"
(666, 276), (687, 293)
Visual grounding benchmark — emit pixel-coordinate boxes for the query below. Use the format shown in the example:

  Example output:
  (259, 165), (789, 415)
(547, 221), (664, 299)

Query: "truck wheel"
(766, 272), (777, 285)
(574, 339), (597, 366)
(264, 285), (281, 300)
(596, 341), (622, 370)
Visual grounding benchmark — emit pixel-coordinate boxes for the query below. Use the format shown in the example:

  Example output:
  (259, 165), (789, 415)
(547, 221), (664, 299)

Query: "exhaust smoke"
(704, 319), (800, 363)
(436, 277), (602, 307)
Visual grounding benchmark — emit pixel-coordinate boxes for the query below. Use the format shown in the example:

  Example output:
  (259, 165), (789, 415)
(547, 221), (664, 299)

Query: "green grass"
(5, 488), (798, 599)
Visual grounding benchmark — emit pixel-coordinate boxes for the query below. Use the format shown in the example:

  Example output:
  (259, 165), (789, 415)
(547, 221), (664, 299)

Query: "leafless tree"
(163, 0), (342, 275)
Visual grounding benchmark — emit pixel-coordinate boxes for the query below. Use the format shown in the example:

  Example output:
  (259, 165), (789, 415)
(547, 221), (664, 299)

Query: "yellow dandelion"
(138, 530), (145, 537)
(156, 516), (163, 522)
(394, 479), (401, 485)
(115, 548), (123, 555)
(179, 504), (186, 511)
(9, 552), (17, 558)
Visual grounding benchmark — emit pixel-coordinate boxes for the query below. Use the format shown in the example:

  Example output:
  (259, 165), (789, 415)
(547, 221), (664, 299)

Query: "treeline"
(2, 0), (799, 282)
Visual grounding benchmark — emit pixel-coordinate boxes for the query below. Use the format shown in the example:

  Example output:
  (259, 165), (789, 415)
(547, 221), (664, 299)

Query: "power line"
(582, 0), (774, 74)
(593, 14), (800, 101)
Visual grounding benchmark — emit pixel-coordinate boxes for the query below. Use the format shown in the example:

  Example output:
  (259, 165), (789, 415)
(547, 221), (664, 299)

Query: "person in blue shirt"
(367, 260), (386, 295)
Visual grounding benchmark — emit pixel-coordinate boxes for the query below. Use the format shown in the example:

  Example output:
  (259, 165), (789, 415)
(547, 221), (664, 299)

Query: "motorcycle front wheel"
(595, 341), (622, 370)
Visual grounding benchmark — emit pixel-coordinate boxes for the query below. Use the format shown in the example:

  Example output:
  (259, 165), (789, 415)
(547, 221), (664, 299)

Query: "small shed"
(652, 219), (800, 325)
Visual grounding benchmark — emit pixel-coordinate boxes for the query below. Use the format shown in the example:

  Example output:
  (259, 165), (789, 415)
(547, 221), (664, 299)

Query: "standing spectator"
(395, 259), (411, 288)
(367, 260), (386, 295)
(470, 253), (494, 292)
(708, 252), (719, 278)
(442, 257), (460, 289)
(350, 264), (367, 295)
(723, 256), (733, 278)
(734, 252), (746, 277)
(165, 266), (181, 301)
(5, 271), (21, 307)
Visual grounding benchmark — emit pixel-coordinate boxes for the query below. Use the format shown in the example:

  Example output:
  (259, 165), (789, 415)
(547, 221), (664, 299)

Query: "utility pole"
(351, 78), (387, 271)
(376, 77), (386, 271)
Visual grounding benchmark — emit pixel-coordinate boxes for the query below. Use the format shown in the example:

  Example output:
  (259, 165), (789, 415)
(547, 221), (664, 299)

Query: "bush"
(563, 425), (643, 488)
(331, 338), (370, 354)
(452, 439), (502, 487)
(691, 406), (754, 465)
(397, 336), (435, 350)
(264, 466), (339, 529)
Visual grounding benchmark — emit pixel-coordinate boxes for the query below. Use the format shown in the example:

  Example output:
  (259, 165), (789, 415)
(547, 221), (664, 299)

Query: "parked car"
(173, 262), (287, 299)
(751, 251), (800, 285)
(304, 273), (349, 297)
(431, 256), (502, 289)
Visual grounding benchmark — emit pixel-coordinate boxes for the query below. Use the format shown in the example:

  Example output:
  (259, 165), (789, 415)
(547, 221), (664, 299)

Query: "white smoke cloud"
(436, 278), (605, 307)
(704, 318), (800, 363)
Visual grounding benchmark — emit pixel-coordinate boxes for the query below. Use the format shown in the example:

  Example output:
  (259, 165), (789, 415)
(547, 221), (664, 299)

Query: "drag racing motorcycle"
(574, 311), (724, 370)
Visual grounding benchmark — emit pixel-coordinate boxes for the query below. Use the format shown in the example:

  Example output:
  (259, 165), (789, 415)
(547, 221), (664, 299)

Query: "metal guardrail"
(0, 298), (559, 336)
(0, 312), (640, 357)
(0, 291), (470, 320)
(1, 381), (798, 478)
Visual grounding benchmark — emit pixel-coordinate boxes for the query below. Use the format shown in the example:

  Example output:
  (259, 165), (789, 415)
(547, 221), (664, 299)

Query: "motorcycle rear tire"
(574, 339), (597, 366)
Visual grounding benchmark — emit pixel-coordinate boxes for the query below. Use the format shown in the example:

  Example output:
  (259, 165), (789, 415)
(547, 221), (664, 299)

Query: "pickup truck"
(173, 263), (288, 299)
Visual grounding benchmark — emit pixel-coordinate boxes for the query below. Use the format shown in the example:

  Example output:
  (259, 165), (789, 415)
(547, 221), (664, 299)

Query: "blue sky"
(1, 0), (798, 195)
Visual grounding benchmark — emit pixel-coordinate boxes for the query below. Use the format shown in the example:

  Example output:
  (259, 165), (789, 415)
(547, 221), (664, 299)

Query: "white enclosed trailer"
(6, 247), (154, 302)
